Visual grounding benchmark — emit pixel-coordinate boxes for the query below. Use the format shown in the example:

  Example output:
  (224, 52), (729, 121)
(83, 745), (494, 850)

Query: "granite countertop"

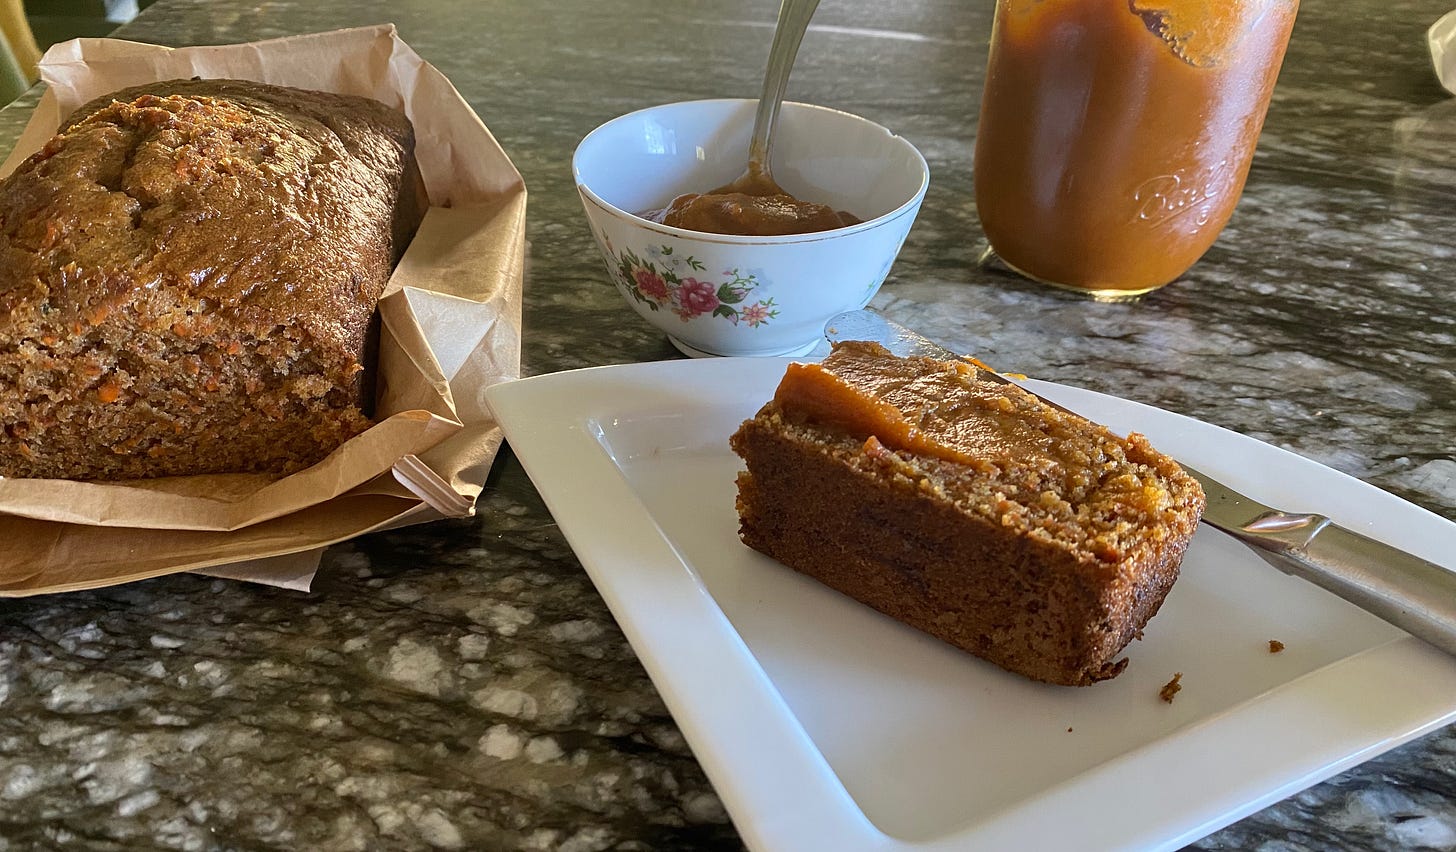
(1, 0), (1454, 849)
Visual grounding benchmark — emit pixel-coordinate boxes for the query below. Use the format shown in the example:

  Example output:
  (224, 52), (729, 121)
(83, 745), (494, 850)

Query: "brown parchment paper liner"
(0, 25), (525, 595)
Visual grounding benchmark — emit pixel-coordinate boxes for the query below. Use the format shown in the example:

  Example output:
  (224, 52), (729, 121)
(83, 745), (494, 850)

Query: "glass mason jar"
(973, 0), (1299, 298)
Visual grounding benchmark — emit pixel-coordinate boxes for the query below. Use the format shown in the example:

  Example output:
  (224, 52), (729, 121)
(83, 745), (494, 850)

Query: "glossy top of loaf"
(0, 78), (418, 361)
(774, 341), (1205, 567)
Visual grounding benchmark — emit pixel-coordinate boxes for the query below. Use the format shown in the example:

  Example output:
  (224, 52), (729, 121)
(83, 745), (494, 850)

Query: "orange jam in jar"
(973, 0), (1299, 297)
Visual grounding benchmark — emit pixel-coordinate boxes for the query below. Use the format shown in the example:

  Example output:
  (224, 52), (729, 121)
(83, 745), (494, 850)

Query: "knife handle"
(1245, 522), (1456, 658)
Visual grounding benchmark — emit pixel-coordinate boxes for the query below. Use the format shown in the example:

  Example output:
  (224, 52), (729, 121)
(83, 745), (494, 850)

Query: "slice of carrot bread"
(729, 341), (1206, 686)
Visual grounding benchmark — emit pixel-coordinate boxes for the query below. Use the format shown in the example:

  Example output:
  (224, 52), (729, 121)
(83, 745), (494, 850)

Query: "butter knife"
(824, 309), (1456, 658)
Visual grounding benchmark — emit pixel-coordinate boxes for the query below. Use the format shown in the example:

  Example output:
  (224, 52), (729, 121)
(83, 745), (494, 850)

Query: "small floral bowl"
(573, 99), (929, 357)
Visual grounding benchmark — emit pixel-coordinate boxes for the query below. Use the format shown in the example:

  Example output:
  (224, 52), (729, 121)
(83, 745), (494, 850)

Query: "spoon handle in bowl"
(749, 0), (823, 171)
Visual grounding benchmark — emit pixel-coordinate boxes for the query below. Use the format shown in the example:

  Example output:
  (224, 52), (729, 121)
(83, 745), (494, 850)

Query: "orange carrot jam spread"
(768, 342), (1202, 560)
(772, 348), (1065, 476)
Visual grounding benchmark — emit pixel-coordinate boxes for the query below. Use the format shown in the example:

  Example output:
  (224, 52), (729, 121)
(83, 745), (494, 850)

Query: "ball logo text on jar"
(1131, 161), (1231, 230)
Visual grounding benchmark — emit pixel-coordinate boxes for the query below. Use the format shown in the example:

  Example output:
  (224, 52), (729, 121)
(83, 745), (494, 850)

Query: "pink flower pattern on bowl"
(634, 267), (670, 301)
(608, 244), (779, 327)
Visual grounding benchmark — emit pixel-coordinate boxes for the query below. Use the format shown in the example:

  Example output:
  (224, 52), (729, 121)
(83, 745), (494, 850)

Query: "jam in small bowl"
(574, 99), (929, 358)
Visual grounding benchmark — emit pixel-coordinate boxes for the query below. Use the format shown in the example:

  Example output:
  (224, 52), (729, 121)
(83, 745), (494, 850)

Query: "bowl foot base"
(667, 335), (820, 359)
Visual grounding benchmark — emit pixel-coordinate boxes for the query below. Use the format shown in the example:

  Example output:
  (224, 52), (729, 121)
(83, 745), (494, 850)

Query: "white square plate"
(486, 357), (1456, 851)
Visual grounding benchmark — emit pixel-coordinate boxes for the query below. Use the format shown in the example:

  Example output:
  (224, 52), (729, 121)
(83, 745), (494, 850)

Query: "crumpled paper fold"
(1431, 10), (1456, 95)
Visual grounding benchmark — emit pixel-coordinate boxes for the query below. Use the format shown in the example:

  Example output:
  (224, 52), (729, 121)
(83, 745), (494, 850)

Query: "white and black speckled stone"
(0, 0), (1452, 849)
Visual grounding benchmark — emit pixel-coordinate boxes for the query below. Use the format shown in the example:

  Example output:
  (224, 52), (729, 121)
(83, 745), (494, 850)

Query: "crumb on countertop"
(1159, 672), (1183, 703)
(1269, 639), (1285, 653)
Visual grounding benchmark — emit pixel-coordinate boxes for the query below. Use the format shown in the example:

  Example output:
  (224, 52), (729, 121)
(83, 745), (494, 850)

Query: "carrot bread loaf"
(0, 79), (427, 480)
(729, 341), (1206, 686)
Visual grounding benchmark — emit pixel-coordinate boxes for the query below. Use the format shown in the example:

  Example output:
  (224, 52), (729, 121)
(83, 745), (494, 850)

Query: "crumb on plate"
(1159, 672), (1183, 703)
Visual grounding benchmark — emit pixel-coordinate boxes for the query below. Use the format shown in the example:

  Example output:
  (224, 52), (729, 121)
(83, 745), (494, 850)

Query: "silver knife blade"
(824, 309), (1456, 658)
